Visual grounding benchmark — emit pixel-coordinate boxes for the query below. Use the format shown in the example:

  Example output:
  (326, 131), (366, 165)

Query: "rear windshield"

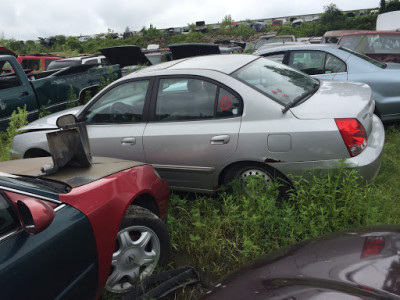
(266, 36), (294, 43)
(232, 57), (319, 105)
(340, 46), (387, 68)
(339, 34), (400, 54)
(47, 59), (81, 70)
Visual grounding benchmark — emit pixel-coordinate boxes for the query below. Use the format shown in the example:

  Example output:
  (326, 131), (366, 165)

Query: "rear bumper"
(274, 115), (385, 183)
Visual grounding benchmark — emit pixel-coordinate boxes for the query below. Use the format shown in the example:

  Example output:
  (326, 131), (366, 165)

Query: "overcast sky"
(2, 0), (379, 41)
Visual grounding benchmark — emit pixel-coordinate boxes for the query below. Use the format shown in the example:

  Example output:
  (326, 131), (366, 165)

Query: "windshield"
(0, 173), (71, 194)
(232, 57), (319, 105)
(340, 46), (387, 68)
(47, 59), (81, 70)
(266, 37), (294, 43)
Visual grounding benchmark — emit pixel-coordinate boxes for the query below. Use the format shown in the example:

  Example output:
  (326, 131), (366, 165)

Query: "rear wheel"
(222, 163), (290, 197)
(24, 148), (50, 158)
(105, 205), (170, 294)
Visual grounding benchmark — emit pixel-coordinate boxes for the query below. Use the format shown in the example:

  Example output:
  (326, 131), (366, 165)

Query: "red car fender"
(59, 165), (169, 298)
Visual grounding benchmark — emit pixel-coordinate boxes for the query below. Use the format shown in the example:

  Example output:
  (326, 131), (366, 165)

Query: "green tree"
(386, 0), (400, 12)
(65, 36), (83, 53)
(380, 0), (386, 13)
(320, 3), (346, 30)
(221, 14), (234, 29)
(141, 24), (161, 39)
(233, 23), (255, 39)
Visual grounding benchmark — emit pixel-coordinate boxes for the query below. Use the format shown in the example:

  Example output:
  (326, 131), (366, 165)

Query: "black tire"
(24, 148), (50, 158)
(223, 163), (290, 197)
(105, 205), (170, 294)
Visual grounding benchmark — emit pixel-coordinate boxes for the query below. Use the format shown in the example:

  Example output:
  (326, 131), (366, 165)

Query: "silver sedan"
(11, 54), (384, 193)
(255, 44), (400, 122)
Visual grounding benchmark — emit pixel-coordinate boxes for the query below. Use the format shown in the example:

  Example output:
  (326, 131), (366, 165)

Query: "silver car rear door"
(143, 76), (242, 192)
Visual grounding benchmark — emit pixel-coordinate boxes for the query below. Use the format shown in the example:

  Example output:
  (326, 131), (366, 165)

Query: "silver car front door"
(82, 80), (149, 161)
(143, 77), (242, 192)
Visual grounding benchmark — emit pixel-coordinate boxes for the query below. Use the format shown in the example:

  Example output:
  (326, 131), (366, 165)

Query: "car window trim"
(0, 185), (62, 204)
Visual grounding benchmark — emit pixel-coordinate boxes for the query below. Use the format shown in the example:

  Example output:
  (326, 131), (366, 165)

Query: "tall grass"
(167, 167), (389, 280)
(0, 106), (28, 161)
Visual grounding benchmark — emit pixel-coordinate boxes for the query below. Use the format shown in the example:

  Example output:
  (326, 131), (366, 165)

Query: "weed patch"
(167, 168), (389, 278)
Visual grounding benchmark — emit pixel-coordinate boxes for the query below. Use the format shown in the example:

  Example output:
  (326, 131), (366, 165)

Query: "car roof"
(341, 30), (400, 36)
(132, 54), (259, 76)
(256, 43), (340, 54)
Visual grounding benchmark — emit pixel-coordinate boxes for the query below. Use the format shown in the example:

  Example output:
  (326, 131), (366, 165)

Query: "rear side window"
(155, 78), (241, 122)
(217, 88), (240, 118)
(45, 59), (56, 69)
(20, 59), (41, 71)
(263, 52), (285, 63)
(288, 51), (346, 75)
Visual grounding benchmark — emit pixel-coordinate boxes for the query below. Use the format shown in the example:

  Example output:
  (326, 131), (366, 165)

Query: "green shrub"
(0, 106), (28, 161)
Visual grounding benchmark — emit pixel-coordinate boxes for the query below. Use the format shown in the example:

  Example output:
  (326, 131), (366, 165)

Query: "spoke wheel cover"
(106, 225), (160, 293)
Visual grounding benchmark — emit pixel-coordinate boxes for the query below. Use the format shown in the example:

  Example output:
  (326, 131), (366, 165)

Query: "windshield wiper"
(282, 83), (319, 114)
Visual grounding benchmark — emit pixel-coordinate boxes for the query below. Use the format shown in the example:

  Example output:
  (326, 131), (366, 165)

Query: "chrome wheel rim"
(106, 225), (160, 293)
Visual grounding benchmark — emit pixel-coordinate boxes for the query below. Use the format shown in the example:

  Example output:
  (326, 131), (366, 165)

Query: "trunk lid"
(290, 80), (375, 135)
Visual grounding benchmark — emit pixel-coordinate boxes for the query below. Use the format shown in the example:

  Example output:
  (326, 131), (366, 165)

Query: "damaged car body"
(1, 115), (170, 298)
(11, 54), (384, 193)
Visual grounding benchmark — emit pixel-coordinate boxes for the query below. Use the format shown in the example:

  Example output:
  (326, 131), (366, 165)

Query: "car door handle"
(20, 91), (29, 97)
(210, 135), (230, 145)
(121, 137), (136, 145)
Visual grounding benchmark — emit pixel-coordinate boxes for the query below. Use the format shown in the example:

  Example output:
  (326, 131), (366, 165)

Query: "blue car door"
(0, 191), (98, 299)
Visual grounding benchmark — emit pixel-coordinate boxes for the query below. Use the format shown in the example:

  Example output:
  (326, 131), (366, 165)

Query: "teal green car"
(0, 53), (121, 131)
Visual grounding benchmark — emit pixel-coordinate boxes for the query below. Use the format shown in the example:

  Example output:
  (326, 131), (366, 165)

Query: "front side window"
(84, 80), (149, 123)
(233, 57), (318, 105)
(0, 193), (18, 235)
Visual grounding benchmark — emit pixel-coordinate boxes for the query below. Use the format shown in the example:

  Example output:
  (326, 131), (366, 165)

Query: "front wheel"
(105, 206), (170, 294)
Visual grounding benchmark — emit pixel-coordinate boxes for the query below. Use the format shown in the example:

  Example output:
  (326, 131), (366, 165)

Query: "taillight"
(361, 236), (385, 258)
(335, 118), (367, 157)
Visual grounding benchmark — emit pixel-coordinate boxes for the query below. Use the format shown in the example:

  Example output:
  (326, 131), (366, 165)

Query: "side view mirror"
(17, 199), (55, 235)
(56, 114), (77, 129)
